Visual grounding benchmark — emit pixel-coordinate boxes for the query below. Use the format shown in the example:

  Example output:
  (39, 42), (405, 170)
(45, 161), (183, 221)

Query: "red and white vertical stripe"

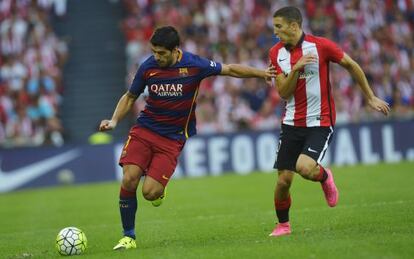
(271, 35), (342, 127)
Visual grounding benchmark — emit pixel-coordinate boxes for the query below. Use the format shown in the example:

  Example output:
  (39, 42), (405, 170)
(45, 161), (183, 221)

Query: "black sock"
(119, 187), (137, 239)
(276, 209), (290, 223)
(275, 196), (291, 223)
(319, 166), (328, 183)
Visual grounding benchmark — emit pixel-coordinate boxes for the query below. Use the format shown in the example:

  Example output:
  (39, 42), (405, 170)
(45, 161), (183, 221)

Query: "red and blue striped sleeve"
(128, 64), (147, 96)
(194, 55), (222, 79)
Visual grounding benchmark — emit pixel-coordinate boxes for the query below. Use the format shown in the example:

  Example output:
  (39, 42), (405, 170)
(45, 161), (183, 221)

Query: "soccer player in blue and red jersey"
(99, 26), (276, 250)
(268, 6), (390, 237)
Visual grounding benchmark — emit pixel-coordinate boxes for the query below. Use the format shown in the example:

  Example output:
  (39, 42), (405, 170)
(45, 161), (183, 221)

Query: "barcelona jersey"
(128, 50), (222, 140)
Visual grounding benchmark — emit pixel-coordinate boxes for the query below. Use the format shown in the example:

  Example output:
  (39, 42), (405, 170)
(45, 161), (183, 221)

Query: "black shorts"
(274, 124), (334, 171)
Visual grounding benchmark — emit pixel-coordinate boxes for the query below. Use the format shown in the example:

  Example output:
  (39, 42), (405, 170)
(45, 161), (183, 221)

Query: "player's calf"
(142, 178), (164, 201)
(296, 160), (320, 180)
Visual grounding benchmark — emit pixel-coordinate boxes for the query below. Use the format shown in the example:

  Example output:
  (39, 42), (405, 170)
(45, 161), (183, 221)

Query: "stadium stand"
(2, 0), (412, 147)
(120, 0), (414, 133)
(0, 0), (67, 147)
(51, 0), (127, 143)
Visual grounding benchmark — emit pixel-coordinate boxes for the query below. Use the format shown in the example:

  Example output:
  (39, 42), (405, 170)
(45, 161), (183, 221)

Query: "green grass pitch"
(1, 162), (413, 259)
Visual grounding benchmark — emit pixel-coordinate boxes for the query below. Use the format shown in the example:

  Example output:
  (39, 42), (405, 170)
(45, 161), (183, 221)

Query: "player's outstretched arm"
(220, 64), (276, 79)
(99, 91), (138, 131)
(339, 53), (390, 115)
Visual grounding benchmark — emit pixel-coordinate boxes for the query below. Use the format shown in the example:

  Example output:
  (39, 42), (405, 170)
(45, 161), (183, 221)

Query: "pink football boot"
(321, 168), (338, 207)
(269, 222), (291, 237)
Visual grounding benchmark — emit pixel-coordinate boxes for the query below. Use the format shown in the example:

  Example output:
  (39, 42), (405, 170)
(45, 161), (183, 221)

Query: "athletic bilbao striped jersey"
(128, 50), (222, 140)
(269, 33), (344, 127)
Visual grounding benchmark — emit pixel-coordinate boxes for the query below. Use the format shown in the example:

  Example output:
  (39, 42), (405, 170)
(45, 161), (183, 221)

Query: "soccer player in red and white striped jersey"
(268, 6), (390, 237)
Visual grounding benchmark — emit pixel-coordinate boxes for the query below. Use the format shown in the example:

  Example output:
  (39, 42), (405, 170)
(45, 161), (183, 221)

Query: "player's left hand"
(367, 96), (390, 115)
(99, 119), (117, 131)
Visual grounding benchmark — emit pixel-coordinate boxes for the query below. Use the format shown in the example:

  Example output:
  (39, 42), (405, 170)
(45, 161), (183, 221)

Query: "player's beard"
(157, 56), (174, 67)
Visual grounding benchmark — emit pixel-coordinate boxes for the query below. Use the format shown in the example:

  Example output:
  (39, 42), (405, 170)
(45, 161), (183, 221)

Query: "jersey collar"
(284, 32), (305, 51)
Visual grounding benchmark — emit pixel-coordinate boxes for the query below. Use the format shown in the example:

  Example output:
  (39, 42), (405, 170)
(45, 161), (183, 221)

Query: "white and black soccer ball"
(55, 226), (87, 255)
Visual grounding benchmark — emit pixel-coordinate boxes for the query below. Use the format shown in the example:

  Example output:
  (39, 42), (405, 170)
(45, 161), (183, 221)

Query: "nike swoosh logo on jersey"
(307, 147), (318, 153)
(278, 58), (287, 62)
(149, 72), (157, 77)
(0, 149), (81, 192)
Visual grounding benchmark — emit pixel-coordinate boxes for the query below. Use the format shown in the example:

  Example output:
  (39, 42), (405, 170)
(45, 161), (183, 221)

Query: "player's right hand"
(367, 96), (390, 116)
(99, 119), (117, 131)
(292, 54), (318, 71)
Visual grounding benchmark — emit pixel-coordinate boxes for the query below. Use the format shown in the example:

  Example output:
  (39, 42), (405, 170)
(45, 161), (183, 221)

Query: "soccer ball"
(55, 227), (87, 255)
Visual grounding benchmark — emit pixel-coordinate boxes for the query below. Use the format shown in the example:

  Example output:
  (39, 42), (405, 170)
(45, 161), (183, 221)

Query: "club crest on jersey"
(150, 83), (183, 97)
(179, 68), (188, 76)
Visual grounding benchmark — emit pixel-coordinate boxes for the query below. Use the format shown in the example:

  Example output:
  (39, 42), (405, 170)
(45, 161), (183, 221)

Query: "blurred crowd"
(121, 0), (414, 134)
(0, 0), (67, 147)
(2, 0), (413, 148)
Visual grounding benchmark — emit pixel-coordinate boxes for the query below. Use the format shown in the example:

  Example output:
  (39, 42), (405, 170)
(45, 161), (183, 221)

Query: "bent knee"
(142, 188), (163, 201)
(122, 175), (139, 190)
(277, 177), (292, 189)
(277, 171), (293, 189)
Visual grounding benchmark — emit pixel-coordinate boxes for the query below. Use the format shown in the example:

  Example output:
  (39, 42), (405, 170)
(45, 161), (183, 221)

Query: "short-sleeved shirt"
(269, 33), (344, 127)
(129, 50), (222, 140)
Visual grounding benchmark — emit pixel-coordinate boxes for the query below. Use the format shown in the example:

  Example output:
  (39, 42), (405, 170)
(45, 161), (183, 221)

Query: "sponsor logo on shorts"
(307, 147), (318, 153)
(162, 175), (169, 180)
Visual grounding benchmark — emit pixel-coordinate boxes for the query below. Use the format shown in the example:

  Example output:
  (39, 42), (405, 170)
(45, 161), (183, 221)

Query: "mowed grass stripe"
(0, 161), (413, 259)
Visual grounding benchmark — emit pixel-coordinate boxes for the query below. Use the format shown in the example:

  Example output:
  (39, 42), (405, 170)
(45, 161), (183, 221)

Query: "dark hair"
(150, 26), (180, 51)
(273, 6), (302, 27)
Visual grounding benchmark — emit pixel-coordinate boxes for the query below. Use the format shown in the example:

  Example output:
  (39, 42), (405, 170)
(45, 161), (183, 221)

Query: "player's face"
(273, 17), (296, 45)
(151, 45), (176, 67)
